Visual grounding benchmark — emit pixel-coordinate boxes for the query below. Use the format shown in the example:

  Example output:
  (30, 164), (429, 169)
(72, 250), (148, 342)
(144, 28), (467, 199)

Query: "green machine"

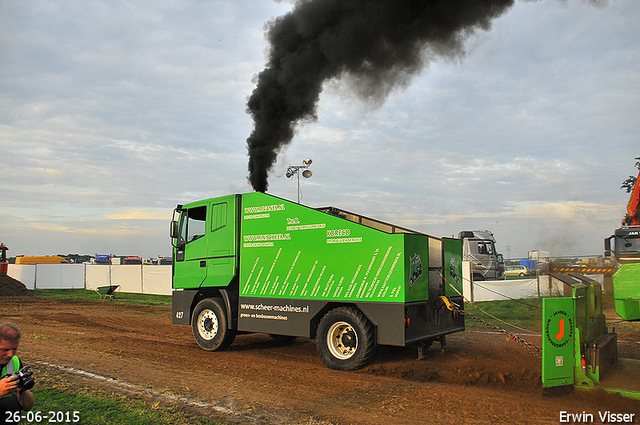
(542, 273), (640, 399)
(605, 227), (640, 321)
(604, 167), (640, 321)
(171, 192), (465, 370)
(544, 169), (640, 397)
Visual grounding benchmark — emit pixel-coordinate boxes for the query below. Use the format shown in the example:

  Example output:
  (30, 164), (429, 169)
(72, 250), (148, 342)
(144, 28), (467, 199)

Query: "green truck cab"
(171, 192), (464, 370)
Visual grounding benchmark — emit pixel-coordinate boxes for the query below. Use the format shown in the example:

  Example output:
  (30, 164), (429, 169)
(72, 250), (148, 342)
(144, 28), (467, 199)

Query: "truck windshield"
(477, 242), (494, 255)
(179, 206), (207, 246)
(615, 234), (640, 260)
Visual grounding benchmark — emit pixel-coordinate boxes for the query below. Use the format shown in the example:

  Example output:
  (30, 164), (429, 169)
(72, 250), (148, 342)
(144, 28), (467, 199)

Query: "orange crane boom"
(625, 169), (640, 225)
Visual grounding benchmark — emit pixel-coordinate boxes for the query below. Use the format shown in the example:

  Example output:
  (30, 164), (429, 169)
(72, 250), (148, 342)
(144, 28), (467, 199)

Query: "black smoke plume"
(246, 0), (515, 192)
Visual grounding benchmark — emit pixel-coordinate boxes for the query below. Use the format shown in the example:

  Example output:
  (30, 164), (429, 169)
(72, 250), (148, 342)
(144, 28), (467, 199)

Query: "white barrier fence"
(461, 261), (604, 302)
(468, 275), (561, 302)
(462, 265), (556, 302)
(7, 263), (603, 301)
(7, 264), (172, 296)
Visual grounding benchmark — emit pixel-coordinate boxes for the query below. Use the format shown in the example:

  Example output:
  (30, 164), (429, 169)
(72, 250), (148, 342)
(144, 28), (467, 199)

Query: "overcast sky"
(1, 0), (638, 260)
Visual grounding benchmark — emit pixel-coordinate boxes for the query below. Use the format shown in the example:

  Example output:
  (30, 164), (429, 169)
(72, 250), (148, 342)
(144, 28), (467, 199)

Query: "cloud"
(0, 0), (638, 258)
(31, 168), (60, 175)
(25, 221), (147, 236)
(106, 210), (171, 221)
(504, 201), (619, 221)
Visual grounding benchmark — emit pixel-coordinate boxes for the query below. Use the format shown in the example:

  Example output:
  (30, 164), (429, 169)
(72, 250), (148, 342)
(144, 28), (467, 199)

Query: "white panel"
(35, 264), (60, 289)
(111, 265), (142, 293)
(6, 265), (36, 290)
(35, 264), (85, 289)
(142, 265), (172, 295)
(472, 279), (539, 302)
(85, 265), (111, 290)
(462, 261), (472, 301)
(66, 264), (86, 289)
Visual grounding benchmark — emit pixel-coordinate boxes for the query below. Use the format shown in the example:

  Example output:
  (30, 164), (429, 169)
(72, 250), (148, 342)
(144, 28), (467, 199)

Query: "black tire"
(316, 307), (376, 371)
(519, 272), (525, 277)
(191, 298), (236, 351)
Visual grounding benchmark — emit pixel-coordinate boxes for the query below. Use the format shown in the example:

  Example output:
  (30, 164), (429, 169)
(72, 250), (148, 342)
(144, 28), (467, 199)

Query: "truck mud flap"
(172, 289), (197, 325)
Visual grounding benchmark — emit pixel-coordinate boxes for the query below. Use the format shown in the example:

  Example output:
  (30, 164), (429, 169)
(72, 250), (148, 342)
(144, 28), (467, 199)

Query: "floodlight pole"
(297, 168), (302, 204)
(288, 165), (307, 204)
(286, 159), (313, 203)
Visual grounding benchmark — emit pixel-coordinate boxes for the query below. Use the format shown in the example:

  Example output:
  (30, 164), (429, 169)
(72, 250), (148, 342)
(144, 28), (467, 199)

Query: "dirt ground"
(1, 293), (639, 424)
(0, 272), (34, 297)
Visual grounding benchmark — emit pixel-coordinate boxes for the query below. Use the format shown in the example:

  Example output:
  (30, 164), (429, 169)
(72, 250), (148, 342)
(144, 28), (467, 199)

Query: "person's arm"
(17, 388), (35, 411)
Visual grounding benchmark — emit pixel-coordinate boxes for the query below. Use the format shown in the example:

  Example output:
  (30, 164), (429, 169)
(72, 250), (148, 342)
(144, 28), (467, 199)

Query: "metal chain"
(446, 299), (542, 359)
(437, 271), (543, 359)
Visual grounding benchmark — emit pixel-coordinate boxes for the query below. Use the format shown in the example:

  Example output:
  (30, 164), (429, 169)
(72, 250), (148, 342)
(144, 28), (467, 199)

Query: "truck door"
(206, 196), (238, 283)
(465, 239), (495, 281)
(476, 240), (496, 279)
(173, 195), (238, 289)
(174, 203), (208, 289)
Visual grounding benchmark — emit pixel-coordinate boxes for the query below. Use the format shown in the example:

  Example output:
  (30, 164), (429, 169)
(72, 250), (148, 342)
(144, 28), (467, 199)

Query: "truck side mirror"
(170, 221), (179, 239)
(604, 235), (613, 257)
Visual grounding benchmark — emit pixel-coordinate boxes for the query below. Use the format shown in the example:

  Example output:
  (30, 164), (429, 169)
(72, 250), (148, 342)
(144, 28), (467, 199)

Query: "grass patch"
(463, 298), (543, 332)
(30, 371), (227, 425)
(32, 289), (171, 307)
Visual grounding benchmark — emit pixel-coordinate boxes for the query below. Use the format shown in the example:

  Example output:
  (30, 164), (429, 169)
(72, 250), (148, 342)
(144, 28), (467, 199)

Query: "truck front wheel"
(192, 298), (236, 351)
(316, 307), (376, 371)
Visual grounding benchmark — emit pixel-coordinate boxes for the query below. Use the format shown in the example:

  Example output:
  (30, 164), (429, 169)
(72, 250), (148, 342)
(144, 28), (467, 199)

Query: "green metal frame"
(542, 274), (640, 400)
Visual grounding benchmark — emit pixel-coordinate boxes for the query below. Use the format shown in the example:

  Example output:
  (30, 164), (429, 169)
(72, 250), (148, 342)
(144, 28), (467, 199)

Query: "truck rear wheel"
(192, 298), (236, 351)
(316, 307), (376, 371)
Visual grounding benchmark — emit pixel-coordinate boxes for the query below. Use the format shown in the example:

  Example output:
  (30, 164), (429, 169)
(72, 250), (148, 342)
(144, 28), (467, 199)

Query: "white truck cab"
(458, 230), (504, 281)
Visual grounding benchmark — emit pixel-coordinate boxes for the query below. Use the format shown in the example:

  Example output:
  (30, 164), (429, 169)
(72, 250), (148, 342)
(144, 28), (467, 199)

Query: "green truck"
(170, 192), (465, 370)
(604, 166), (640, 321)
(542, 167), (640, 398)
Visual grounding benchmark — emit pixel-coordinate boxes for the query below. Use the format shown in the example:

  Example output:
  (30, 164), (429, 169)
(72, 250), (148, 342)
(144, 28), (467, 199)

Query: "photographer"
(0, 323), (34, 422)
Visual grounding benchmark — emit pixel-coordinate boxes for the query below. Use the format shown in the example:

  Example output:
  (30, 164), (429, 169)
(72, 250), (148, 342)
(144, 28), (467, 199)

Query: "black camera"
(4, 365), (35, 390)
